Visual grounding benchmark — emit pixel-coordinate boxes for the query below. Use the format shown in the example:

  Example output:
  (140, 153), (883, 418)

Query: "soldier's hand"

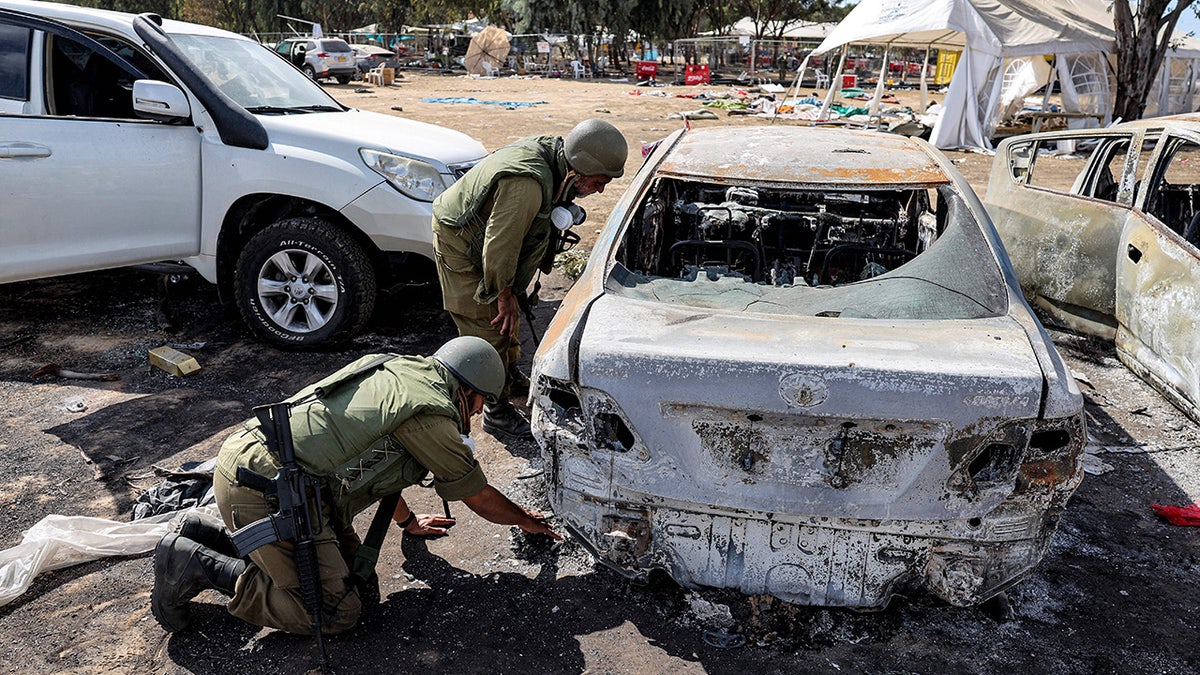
(492, 287), (520, 336)
(405, 513), (456, 537)
(519, 511), (563, 540)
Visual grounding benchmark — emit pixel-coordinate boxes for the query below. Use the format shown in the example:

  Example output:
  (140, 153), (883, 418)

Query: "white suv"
(0, 1), (486, 347)
(274, 37), (356, 84)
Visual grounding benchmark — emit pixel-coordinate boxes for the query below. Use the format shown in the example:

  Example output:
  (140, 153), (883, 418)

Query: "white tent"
(1146, 33), (1200, 118)
(814, 0), (1116, 150)
(726, 17), (839, 40)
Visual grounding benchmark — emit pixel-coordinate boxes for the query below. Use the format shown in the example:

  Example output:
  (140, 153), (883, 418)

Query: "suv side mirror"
(132, 79), (190, 120)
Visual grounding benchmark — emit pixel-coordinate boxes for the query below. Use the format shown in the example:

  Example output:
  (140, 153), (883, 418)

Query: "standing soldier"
(431, 118), (628, 440)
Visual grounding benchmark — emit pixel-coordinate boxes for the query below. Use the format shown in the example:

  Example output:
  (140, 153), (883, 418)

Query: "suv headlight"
(360, 149), (450, 202)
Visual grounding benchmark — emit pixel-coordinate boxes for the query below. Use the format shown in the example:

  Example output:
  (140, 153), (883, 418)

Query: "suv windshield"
(171, 34), (343, 111)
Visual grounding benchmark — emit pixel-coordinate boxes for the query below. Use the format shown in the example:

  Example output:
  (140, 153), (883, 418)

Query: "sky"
(1179, 9), (1200, 39)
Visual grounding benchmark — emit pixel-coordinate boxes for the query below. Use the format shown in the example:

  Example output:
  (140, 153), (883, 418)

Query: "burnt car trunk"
(532, 127), (1085, 609)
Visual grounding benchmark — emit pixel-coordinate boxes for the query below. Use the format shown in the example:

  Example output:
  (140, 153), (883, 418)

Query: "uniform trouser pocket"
(215, 469), (362, 635)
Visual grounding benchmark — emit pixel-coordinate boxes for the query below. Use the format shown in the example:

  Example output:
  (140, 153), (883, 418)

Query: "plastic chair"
(482, 61), (500, 78)
(365, 64), (385, 86)
(813, 70), (830, 89)
(570, 60), (587, 79)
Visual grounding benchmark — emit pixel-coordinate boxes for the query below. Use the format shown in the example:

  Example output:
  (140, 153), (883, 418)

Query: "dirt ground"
(1, 73), (1198, 674)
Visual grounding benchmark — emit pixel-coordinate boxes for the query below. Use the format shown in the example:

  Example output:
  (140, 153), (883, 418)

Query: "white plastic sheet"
(0, 506), (215, 606)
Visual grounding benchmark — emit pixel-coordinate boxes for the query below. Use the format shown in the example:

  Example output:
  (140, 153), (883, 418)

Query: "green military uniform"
(432, 136), (567, 397)
(213, 354), (487, 634)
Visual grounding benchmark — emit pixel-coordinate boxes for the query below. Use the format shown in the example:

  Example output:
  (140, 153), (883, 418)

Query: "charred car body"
(531, 127), (1085, 608)
(986, 116), (1200, 424)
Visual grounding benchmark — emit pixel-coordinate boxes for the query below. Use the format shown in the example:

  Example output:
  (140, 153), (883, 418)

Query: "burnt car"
(530, 126), (1086, 609)
(986, 116), (1200, 424)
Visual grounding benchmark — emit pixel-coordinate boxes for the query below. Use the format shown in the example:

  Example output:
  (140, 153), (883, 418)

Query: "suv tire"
(234, 217), (376, 348)
(336, 74), (351, 85)
(302, 64), (316, 79)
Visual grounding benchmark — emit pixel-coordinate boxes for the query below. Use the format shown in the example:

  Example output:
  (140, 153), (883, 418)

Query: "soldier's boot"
(173, 511), (240, 558)
(151, 532), (246, 632)
(482, 400), (533, 441)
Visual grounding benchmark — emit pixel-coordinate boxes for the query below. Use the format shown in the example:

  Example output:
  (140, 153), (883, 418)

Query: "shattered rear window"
(610, 179), (1007, 320)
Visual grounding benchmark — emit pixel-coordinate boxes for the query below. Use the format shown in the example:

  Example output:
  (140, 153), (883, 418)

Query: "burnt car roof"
(656, 126), (952, 186)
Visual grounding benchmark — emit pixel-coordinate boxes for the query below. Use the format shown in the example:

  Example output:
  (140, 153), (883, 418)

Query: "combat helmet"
(433, 336), (504, 403)
(564, 118), (628, 178)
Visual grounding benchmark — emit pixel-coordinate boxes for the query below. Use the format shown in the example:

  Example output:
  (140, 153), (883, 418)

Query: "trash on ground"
(148, 346), (201, 377)
(1081, 453), (1114, 475)
(0, 507), (215, 606)
(1150, 502), (1200, 526)
(667, 109), (718, 120)
(420, 96), (547, 107)
(62, 396), (87, 413)
(29, 363), (119, 381)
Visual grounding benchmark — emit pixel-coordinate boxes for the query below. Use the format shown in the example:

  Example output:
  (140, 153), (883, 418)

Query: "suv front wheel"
(234, 217), (377, 348)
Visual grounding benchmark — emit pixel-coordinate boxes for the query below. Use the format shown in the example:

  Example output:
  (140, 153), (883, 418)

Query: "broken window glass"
(610, 179), (1007, 320)
(1147, 138), (1200, 248)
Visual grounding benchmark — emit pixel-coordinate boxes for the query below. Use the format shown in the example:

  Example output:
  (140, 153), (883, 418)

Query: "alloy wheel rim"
(255, 249), (338, 334)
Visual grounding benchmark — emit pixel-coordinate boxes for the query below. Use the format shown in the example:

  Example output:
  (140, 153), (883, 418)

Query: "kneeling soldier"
(150, 336), (559, 635)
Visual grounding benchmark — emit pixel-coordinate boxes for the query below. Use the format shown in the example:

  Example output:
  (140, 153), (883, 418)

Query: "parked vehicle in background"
(274, 36), (356, 84)
(986, 115), (1200, 424)
(351, 44), (400, 76)
(0, 0), (486, 347)
(531, 126), (1086, 609)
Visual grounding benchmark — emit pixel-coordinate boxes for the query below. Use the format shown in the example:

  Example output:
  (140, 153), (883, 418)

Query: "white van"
(0, 0), (486, 346)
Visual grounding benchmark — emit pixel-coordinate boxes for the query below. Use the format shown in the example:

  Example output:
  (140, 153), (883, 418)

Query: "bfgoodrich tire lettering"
(234, 217), (376, 348)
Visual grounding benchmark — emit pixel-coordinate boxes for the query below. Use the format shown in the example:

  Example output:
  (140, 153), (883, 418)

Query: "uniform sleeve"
(476, 176), (544, 305)
(391, 414), (488, 501)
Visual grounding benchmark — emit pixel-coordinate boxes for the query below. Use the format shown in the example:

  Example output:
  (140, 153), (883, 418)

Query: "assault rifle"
(230, 401), (330, 670)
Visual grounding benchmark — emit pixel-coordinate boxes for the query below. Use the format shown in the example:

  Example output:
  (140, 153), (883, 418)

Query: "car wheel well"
(215, 194), (384, 302)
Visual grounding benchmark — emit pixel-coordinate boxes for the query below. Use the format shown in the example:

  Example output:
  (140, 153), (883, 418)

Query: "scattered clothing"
(1151, 502), (1200, 526)
(421, 97), (547, 108)
(667, 109), (719, 120)
(131, 459), (217, 520)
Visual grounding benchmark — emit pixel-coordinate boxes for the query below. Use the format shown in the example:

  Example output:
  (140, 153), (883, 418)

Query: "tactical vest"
(432, 135), (565, 294)
(240, 355), (462, 523)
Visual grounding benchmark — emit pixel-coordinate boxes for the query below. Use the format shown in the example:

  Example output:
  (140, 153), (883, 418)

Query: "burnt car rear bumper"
(533, 378), (1085, 608)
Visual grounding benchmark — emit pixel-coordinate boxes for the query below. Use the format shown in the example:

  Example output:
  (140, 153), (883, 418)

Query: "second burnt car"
(530, 126), (1086, 609)
(985, 116), (1200, 424)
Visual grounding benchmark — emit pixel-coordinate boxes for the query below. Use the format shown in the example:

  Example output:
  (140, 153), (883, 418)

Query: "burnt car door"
(0, 9), (201, 284)
(1116, 129), (1200, 420)
(986, 128), (1145, 338)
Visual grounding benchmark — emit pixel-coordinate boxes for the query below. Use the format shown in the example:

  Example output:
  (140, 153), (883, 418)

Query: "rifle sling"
(350, 491), (402, 584)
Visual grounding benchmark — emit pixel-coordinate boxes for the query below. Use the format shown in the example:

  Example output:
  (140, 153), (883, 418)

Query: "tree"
(1113, 1), (1199, 122)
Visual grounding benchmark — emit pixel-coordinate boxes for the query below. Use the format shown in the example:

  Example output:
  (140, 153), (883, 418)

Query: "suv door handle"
(1127, 243), (1143, 263)
(0, 142), (52, 159)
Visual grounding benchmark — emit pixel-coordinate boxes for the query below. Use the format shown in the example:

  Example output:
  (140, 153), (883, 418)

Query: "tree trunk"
(1112, 0), (1190, 122)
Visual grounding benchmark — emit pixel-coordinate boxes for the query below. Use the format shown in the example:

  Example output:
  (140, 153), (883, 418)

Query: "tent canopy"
(814, 0), (1114, 58)
(811, 0), (1118, 150)
(725, 17), (839, 40)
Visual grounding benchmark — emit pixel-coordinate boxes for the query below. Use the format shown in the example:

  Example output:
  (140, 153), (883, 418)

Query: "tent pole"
(820, 47), (849, 121)
(774, 52), (813, 124)
(870, 45), (892, 118)
(1040, 56), (1058, 120)
(920, 44), (931, 111)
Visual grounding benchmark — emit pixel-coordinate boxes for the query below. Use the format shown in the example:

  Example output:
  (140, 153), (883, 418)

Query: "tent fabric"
(727, 17), (839, 40)
(813, 0), (1117, 150)
(814, 0), (1114, 57)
